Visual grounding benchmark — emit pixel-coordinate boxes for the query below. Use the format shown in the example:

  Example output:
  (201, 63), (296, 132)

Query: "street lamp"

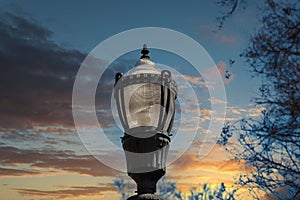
(114, 44), (178, 200)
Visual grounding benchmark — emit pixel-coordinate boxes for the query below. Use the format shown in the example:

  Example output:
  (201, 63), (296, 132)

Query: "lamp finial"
(140, 44), (150, 59)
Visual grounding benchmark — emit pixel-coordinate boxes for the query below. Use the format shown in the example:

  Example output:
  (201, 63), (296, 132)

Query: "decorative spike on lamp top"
(140, 44), (150, 59)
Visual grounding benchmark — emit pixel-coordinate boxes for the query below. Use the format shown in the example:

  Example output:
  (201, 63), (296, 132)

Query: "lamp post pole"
(114, 45), (178, 200)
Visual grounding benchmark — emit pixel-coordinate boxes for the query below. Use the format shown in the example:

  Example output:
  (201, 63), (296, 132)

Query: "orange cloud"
(199, 25), (240, 44)
(205, 61), (235, 85)
(208, 97), (228, 105)
(226, 105), (265, 118)
(179, 75), (206, 86)
(248, 107), (265, 117)
(170, 150), (247, 174)
(166, 142), (252, 191)
(231, 109), (241, 115)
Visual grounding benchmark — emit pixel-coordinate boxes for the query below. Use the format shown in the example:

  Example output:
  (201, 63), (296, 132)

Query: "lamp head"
(114, 45), (177, 138)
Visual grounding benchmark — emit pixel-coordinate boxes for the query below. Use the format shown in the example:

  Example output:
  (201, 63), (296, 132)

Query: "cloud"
(226, 105), (265, 119)
(0, 11), (128, 130)
(174, 74), (206, 87)
(216, 61), (235, 84)
(170, 141), (251, 174)
(166, 147), (251, 192)
(205, 61), (235, 85)
(0, 145), (117, 177)
(170, 152), (198, 171)
(248, 107), (265, 117)
(14, 185), (114, 199)
(0, 129), (82, 151)
(231, 109), (241, 115)
(208, 97), (228, 105)
(0, 12), (85, 129)
(198, 25), (239, 44)
(0, 167), (40, 176)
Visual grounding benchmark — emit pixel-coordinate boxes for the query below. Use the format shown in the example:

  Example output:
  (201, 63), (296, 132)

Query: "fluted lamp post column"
(114, 44), (178, 200)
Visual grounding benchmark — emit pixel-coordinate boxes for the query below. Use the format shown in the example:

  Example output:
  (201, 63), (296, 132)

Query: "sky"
(0, 0), (268, 199)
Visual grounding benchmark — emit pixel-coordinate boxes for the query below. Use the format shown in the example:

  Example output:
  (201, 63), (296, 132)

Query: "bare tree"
(114, 178), (237, 200)
(216, 0), (247, 29)
(217, 0), (300, 199)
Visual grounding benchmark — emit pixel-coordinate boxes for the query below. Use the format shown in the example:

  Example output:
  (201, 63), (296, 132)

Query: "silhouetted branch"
(218, 1), (300, 198)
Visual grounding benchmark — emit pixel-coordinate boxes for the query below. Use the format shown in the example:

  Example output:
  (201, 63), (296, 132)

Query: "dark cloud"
(14, 184), (115, 199)
(0, 167), (40, 176)
(0, 129), (80, 145)
(0, 130), (44, 142)
(0, 12), (86, 129)
(0, 11), (136, 130)
(0, 146), (118, 177)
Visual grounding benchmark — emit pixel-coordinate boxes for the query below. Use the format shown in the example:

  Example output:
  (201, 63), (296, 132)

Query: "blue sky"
(3, 0), (262, 107)
(0, 0), (264, 109)
(4, 1), (219, 51)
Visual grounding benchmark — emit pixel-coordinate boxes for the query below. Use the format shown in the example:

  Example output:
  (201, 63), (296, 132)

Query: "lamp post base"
(127, 194), (164, 200)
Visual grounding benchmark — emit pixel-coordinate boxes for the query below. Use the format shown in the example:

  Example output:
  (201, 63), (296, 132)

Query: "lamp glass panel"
(123, 83), (161, 129)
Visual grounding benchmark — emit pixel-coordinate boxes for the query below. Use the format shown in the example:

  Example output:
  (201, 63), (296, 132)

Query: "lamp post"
(114, 44), (178, 200)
